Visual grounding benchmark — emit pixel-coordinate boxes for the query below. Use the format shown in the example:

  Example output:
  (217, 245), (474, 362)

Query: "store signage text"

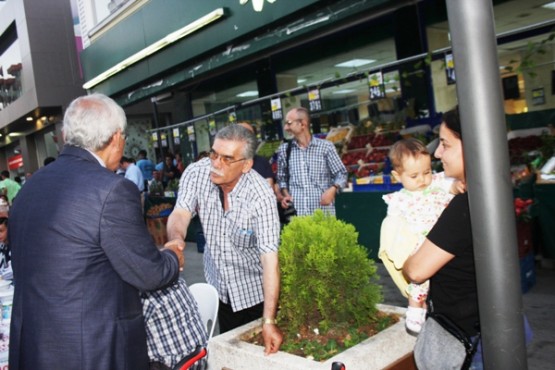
(8, 154), (23, 170)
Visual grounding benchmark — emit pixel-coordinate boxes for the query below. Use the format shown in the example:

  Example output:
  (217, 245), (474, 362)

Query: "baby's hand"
(450, 180), (466, 195)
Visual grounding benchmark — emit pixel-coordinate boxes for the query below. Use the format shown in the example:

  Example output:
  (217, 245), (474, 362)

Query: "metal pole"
(445, 0), (527, 369)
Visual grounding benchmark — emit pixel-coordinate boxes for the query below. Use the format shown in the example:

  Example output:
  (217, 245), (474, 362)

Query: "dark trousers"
(218, 299), (264, 333)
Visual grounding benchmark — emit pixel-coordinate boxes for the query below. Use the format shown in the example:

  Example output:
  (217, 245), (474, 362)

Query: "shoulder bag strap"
(285, 140), (292, 189)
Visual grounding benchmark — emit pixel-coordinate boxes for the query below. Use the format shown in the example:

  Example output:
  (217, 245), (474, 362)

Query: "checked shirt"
(277, 137), (347, 216)
(142, 278), (208, 369)
(175, 158), (280, 312)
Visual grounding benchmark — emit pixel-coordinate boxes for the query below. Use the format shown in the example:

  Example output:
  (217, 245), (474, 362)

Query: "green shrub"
(278, 210), (383, 333)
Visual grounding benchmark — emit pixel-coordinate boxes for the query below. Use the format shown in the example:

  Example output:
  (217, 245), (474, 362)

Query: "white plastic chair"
(189, 283), (219, 340)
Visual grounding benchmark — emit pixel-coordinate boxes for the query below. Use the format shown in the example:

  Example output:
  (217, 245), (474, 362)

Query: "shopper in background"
(159, 152), (179, 187)
(277, 107), (347, 216)
(43, 156), (56, 166)
(0, 170), (21, 204)
(238, 122), (275, 188)
(8, 93), (184, 370)
(174, 152), (186, 174)
(379, 138), (462, 335)
(0, 217), (10, 271)
(166, 124), (283, 355)
(137, 149), (155, 190)
(0, 195), (9, 217)
(121, 156), (145, 192)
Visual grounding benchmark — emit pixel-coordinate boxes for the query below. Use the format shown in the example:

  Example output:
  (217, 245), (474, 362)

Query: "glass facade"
(0, 34), (22, 111)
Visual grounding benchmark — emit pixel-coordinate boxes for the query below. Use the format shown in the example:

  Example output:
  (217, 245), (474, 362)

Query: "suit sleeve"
(100, 178), (179, 291)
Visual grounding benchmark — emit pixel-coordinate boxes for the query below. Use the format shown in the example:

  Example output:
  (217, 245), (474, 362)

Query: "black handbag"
(278, 140), (296, 224)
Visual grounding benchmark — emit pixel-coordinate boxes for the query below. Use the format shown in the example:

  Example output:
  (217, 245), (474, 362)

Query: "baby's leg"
(405, 281), (429, 336)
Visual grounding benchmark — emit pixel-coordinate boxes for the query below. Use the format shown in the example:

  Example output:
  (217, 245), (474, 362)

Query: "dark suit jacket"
(8, 145), (180, 370)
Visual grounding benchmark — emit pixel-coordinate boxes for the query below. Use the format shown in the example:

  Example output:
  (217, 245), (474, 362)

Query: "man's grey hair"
(215, 124), (256, 159)
(63, 93), (127, 151)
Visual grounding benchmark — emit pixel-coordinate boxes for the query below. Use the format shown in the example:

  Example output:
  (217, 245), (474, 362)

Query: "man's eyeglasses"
(284, 119), (302, 126)
(209, 149), (246, 165)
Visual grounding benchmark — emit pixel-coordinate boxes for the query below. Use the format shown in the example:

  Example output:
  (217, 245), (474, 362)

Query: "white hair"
(63, 93), (127, 151)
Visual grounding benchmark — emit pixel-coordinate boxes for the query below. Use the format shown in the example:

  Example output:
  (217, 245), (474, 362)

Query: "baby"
(379, 138), (463, 335)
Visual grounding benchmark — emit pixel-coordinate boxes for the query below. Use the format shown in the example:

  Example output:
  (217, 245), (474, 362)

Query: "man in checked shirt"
(277, 107), (347, 217)
(166, 124), (283, 355)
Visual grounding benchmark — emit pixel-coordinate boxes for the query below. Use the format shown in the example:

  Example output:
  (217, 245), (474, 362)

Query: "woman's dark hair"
(442, 106), (462, 141)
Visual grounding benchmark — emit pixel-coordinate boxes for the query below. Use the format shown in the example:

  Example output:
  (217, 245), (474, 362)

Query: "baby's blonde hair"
(388, 138), (430, 172)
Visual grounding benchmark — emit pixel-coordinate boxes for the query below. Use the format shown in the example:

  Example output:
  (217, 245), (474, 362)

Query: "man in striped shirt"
(166, 125), (283, 355)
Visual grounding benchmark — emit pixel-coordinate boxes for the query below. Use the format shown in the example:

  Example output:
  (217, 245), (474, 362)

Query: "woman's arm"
(403, 238), (455, 284)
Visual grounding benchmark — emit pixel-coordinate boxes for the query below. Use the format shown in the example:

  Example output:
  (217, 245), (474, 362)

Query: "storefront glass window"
(426, 0), (555, 114)
(86, 0), (134, 31)
(190, 78), (261, 152)
(0, 39), (22, 111)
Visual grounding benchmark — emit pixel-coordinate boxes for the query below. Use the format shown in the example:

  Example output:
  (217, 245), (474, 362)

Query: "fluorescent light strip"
(335, 59), (376, 68)
(83, 8), (225, 89)
(236, 91), (258, 97)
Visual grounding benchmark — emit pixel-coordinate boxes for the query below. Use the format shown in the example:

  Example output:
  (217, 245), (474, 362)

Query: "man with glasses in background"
(166, 124), (283, 355)
(277, 107), (347, 216)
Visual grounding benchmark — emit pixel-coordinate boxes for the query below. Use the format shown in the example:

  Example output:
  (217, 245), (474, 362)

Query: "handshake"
(163, 239), (186, 270)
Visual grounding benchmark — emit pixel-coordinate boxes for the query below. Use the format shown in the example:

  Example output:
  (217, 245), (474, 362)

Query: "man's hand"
(280, 195), (293, 209)
(262, 323), (283, 355)
(163, 239), (185, 270)
(320, 186), (337, 206)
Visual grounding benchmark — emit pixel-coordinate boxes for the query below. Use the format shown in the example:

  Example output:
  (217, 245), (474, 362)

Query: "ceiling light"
(26, 117), (33, 122)
(332, 89), (355, 94)
(335, 59), (376, 68)
(236, 91), (258, 97)
(8, 132), (22, 137)
(297, 79), (307, 84)
(542, 2), (555, 10)
(83, 8), (226, 89)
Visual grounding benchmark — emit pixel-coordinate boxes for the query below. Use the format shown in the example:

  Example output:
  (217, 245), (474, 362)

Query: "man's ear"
(241, 158), (254, 174)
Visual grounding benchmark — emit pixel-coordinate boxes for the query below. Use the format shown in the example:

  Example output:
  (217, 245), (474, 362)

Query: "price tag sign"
(160, 132), (168, 148)
(308, 88), (322, 112)
(187, 125), (195, 141)
(368, 72), (385, 100)
(229, 112), (237, 123)
(173, 128), (180, 145)
(151, 132), (159, 148)
(445, 53), (456, 85)
(271, 98), (283, 120)
(209, 119), (217, 135)
(532, 87), (545, 106)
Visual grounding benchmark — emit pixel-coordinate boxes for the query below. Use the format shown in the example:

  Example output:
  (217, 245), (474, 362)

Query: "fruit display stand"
(256, 140), (282, 159)
(326, 125), (354, 147)
(507, 127), (555, 262)
(144, 195), (201, 244)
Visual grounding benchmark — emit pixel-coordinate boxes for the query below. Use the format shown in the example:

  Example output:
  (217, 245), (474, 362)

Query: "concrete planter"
(207, 304), (416, 370)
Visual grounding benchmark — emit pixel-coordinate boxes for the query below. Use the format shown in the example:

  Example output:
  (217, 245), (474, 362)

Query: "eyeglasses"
(284, 119), (302, 126)
(209, 149), (246, 165)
